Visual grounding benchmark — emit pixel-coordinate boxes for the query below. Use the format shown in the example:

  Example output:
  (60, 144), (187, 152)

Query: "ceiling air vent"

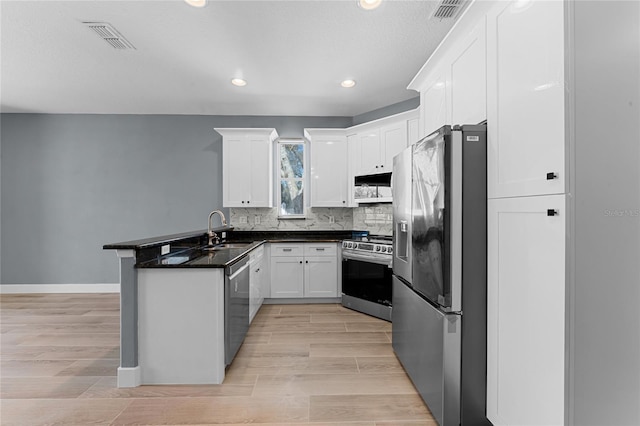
(431, 0), (465, 20)
(83, 22), (135, 50)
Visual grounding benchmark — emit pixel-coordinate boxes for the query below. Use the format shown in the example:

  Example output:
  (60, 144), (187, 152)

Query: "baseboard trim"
(117, 366), (141, 388)
(0, 283), (120, 294)
(264, 297), (341, 304)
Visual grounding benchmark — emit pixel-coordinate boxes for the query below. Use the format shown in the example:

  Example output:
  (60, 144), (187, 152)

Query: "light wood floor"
(0, 293), (435, 425)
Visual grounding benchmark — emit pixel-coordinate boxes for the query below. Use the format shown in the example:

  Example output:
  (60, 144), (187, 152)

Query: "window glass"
(278, 141), (305, 217)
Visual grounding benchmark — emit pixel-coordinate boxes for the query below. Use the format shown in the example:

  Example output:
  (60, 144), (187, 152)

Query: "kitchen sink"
(215, 243), (251, 249)
(202, 243), (251, 251)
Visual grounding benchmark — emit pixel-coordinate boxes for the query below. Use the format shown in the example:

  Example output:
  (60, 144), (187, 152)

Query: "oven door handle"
(342, 251), (392, 267)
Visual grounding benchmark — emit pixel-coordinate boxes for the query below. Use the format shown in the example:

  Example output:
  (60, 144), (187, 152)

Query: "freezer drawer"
(392, 276), (461, 426)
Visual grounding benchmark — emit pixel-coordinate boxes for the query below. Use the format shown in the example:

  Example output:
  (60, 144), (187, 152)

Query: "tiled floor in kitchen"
(0, 293), (434, 425)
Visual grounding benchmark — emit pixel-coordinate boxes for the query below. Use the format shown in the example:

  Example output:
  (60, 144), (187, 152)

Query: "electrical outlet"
(255, 215), (261, 225)
(329, 216), (335, 223)
(161, 244), (170, 255)
(239, 216), (248, 224)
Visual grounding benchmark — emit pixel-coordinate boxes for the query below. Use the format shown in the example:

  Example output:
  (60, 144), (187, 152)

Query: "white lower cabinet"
(270, 255), (304, 298)
(270, 243), (338, 298)
(487, 194), (566, 426)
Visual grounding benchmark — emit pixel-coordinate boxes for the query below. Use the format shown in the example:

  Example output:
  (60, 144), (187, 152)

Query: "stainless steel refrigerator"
(392, 124), (490, 426)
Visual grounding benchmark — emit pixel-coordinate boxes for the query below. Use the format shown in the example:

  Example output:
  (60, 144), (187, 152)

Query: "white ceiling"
(1, 0), (462, 117)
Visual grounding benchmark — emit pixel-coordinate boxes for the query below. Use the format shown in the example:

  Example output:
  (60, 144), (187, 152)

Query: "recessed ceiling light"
(184, 0), (207, 8)
(341, 79), (356, 88)
(357, 0), (382, 11)
(231, 78), (247, 87)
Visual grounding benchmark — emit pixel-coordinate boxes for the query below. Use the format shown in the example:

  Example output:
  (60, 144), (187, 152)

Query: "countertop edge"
(103, 226), (234, 250)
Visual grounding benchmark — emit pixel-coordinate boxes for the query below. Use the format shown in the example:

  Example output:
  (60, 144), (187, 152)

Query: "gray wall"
(0, 114), (351, 285)
(570, 1), (640, 425)
(351, 96), (419, 126)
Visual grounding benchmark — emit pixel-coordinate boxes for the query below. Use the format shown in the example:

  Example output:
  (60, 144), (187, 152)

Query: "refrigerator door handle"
(449, 130), (463, 312)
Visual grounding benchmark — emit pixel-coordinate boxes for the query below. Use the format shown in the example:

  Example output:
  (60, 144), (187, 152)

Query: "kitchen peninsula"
(103, 226), (365, 387)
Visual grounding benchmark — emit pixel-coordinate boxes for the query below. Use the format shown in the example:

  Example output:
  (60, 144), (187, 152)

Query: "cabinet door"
(408, 118), (420, 145)
(487, 0), (565, 198)
(248, 135), (273, 207)
(270, 256), (304, 298)
(358, 130), (382, 174)
(449, 19), (486, 126)
(304, 256), (338, 297)
(347, 134), (359, 207)
(487, 195), (565, 426)
(380, 123), (407, 171)
(422, 72), (448, 136)
(223, 138), (251, 207)
(310, 137), (348, 207)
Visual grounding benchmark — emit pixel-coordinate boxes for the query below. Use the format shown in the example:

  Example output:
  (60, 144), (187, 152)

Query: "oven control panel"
(342, 241), (393, 255)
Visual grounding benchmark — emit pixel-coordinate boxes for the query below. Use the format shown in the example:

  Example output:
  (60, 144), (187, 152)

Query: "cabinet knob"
(342, 200), (346, 204)
(299, 261), (303, 264)
(247, 201), (250, 204)
(546, 172), (558, 180)
(547, 209), (559, 216)
(375, 165), (379, 168)
(381, 165), (384, 168)
(241, 201), (245, 204)
(306, 260), (309, 264)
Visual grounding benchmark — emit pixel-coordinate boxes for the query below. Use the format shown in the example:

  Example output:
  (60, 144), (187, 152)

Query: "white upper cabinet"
(357, 129), (382, 174)
(216, 128), (278, 208)
(449, 19), (486, 127)
(408, 117), (420, 145)
(305, 129), (348, 207)
(410, 17), (486, 138)
(349, 109), (418, 176)
(421, 72), (448, 137)
(486, 0), (565, 198)
(380, 122), (407, 172)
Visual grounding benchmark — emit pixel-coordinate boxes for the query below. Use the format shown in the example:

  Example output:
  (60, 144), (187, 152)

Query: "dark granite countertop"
(105, 228), (369, 269)
(103, 226), (233, 250)
(136, 241), (266, 269)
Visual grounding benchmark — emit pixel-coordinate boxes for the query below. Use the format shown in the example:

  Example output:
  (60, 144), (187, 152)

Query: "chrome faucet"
(207, 210), (228, 247)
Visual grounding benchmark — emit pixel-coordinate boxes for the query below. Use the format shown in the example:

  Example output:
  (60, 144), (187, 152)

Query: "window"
(277, 140), (305, 218)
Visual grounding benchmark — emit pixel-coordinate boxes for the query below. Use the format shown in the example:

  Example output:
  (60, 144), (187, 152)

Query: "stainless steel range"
(341, 235), (393, 321)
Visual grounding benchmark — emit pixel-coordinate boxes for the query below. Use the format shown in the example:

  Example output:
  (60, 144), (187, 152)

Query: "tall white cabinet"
(485, 1), (567, 425)
(409, 1), (640, 425)
(216, 128), (278, 208)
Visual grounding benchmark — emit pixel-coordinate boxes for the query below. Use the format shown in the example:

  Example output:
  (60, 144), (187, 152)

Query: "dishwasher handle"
(226, 257), (249, 278)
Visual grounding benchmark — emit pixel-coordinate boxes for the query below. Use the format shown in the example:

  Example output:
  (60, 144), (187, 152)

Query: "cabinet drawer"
(304, 243), (337, 257)
(271, 244), (304, 257)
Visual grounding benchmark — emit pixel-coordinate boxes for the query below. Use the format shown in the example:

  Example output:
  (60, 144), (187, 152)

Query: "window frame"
(276, 139), (307, 219)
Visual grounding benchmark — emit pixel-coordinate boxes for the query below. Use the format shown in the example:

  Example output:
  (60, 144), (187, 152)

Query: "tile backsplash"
(230, 207), (353, 231)
(230, 204), (393, 236)
(353, 204), (393, 236)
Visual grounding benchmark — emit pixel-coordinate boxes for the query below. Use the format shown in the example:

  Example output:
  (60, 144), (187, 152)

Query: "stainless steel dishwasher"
(225, 256), (250, 365)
